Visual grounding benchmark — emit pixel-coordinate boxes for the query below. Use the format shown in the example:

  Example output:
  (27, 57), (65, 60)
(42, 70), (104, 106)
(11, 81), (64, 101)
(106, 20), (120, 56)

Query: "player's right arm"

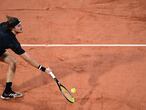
(20, 52), (52, 73)
(9, 38), (52, 72)
(20, 52), (39, 69)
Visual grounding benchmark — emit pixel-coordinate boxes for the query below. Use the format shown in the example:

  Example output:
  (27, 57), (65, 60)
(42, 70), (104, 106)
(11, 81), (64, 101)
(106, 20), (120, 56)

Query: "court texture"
(0, 0), (146, 110)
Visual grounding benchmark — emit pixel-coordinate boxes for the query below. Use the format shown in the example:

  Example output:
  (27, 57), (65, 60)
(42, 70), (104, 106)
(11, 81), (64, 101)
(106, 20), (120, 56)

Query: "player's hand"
(45, 67), (52, 73)
(45, 67), (56, 78)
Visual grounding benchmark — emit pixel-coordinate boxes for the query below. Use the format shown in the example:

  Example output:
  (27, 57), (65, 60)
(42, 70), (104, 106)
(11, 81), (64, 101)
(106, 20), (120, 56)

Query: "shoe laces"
(9, 90), (16, 94)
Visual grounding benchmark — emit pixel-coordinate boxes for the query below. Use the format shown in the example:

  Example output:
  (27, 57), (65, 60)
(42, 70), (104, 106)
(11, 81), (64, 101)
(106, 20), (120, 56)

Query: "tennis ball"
(71, 88), (76, 93)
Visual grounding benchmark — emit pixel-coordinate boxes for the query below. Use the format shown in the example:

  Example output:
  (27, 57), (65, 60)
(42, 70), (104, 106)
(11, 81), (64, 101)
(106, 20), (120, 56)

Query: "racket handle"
(49, 71), (56, 79)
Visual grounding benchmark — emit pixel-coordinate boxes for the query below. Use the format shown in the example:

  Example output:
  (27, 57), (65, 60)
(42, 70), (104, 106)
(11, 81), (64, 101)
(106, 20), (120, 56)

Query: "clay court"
(0, 0), (146, 110)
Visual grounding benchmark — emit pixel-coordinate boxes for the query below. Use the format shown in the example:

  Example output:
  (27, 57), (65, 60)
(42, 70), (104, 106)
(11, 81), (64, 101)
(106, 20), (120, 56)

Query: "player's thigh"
(0, 52), (17, 65)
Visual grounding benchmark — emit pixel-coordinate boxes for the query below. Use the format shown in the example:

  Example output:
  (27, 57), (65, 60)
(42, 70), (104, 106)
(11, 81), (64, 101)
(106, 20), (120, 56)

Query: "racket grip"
(49, 71), (56, 79)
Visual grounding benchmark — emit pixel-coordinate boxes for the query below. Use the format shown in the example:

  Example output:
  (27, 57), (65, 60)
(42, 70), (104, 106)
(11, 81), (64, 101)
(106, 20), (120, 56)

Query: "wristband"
(38, 65), (46, 72)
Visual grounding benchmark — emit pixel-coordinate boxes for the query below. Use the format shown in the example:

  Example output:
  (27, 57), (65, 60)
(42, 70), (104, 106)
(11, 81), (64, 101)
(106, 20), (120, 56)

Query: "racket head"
(59, 84), (75, 103)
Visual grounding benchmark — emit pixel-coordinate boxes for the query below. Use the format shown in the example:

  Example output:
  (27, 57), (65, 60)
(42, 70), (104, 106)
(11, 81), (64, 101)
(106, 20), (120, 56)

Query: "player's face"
(13, 23), (23, 33)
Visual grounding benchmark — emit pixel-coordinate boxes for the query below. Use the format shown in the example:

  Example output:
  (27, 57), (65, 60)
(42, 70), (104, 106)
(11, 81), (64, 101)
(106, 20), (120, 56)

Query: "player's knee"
(9, 60), (17, 71)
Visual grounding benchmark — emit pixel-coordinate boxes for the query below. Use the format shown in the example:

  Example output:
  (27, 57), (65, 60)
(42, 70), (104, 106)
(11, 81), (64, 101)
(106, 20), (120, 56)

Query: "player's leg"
(0, 52), (23, 100)
(0, 52), (17, 82)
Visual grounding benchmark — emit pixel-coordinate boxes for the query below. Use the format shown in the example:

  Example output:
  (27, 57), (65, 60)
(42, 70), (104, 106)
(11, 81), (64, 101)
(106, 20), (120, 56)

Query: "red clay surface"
(0, 0), (146, 110)
(1, 47), (146, 110)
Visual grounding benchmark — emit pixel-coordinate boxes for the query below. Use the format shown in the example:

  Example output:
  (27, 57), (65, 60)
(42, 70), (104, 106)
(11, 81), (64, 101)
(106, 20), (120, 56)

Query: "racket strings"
(60, 86), (75, 103)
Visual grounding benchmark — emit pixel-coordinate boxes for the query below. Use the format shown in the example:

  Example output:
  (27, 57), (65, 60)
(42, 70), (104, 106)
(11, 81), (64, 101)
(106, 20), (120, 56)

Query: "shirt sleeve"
(9, 37), (25, 55)
(10, 43), (25, 55)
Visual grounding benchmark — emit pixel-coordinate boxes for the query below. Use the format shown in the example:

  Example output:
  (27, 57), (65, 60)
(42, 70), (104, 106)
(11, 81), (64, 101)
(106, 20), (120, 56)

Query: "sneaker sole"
(1, 94), (23, 100)
(1, 95), (11, 100)
(14, 93), (23, 98)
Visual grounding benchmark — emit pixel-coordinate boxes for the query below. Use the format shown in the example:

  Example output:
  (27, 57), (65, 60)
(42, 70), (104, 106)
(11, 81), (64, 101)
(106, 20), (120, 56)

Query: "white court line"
(22, 44), (146, 47)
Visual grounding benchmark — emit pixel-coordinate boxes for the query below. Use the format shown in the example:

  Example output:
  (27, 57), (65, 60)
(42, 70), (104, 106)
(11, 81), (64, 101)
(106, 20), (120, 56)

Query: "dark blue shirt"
(0, 22), (25, 56)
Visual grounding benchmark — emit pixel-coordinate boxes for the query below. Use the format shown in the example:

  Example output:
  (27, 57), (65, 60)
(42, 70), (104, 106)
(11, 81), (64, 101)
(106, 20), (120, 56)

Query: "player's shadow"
(0, 78), (6, 86)
(15, 73), (51, 93)
(76, 49), (145, 106)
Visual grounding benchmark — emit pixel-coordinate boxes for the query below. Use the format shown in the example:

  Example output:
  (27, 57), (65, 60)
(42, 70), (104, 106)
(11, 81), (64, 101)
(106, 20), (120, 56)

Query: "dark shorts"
(0, 50), (6, 57)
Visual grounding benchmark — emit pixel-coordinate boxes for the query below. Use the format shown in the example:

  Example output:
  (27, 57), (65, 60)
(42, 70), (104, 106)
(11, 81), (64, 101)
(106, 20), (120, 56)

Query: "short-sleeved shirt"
(0, 22), (25, 56)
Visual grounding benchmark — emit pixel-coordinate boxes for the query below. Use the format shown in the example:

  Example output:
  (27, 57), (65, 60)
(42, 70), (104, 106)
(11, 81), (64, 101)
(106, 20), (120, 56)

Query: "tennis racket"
(48, 71), (75, 103)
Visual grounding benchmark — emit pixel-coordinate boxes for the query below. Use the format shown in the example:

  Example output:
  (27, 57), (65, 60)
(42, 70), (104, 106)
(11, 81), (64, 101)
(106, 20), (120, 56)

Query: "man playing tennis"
(0, 16), (51, 100)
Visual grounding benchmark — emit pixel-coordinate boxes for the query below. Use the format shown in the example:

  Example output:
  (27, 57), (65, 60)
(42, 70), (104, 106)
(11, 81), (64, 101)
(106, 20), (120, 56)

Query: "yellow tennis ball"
(71, 88), (76, 93)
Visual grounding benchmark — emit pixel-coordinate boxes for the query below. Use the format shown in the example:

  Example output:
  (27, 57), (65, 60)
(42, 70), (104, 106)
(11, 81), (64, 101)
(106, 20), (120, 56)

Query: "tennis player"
(0, 16), (51, 100)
